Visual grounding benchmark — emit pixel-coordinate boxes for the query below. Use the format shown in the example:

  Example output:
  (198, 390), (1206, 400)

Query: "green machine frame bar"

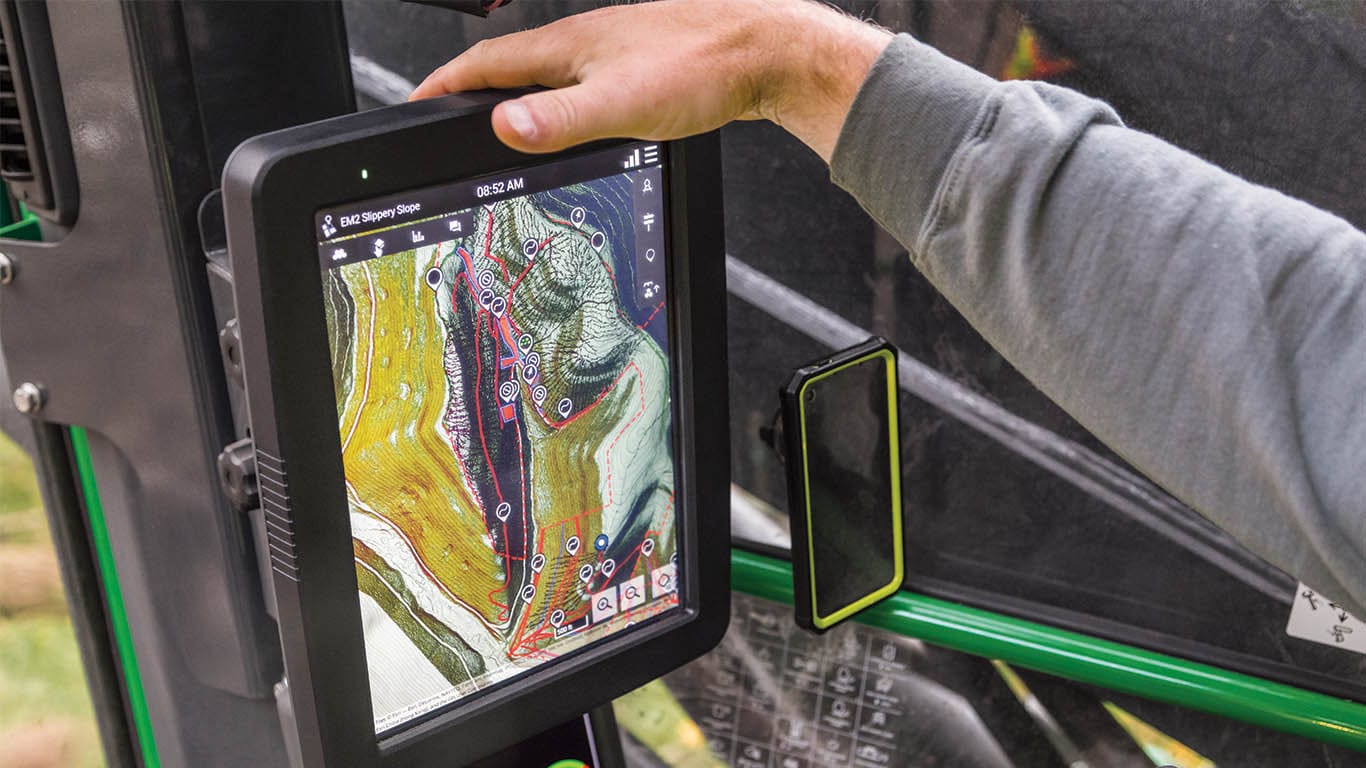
(70, 426), (162, 767)
(732, 549), (1366, 751)
(0, 203), (42, 240)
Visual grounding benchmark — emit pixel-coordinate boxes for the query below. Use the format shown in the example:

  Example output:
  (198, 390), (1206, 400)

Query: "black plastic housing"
(221, 92), (730, 767)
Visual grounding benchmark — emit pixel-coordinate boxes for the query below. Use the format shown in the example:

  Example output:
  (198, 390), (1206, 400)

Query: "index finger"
(409, 16), (593, 100)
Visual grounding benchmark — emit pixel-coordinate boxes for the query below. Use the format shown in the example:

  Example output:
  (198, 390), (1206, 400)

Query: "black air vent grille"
(0, 31), (31, 182)
(0, 0), (75, 224)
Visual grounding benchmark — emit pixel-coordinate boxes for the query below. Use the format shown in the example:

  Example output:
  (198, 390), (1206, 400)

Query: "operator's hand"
(409, 0), (892, 162)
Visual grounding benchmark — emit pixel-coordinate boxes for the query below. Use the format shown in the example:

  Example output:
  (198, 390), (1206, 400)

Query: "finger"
(409, 21), (588, 101)
(491, 80), (646, 153)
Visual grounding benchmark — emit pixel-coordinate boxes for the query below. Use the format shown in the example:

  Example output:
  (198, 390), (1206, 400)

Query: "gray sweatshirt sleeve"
(830, 34), (1366, 616)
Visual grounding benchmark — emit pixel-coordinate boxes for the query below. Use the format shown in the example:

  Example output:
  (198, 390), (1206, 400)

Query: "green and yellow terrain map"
(323, 176), (678, 731)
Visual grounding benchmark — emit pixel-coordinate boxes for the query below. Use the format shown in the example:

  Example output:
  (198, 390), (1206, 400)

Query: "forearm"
(759, 2), (893, 161)
(411, 2), (1366, 612)
(831, 35), (1366, 615)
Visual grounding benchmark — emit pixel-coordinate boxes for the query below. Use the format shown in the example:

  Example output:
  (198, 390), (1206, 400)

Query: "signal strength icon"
(623, 148), (642, 169)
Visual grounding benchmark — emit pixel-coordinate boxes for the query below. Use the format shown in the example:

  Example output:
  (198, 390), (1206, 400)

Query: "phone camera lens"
(804, 390), (815, 403)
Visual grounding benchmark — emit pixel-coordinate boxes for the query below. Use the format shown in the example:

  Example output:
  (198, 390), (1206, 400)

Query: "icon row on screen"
(589, 563), (677, 624)
(622, 144), (660, 170)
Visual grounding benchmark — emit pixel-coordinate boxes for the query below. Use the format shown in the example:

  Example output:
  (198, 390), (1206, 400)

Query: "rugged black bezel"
(222, 92), (729, 767)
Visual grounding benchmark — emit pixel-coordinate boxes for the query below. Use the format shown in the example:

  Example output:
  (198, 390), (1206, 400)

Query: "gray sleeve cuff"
(829, 34), (998, 248)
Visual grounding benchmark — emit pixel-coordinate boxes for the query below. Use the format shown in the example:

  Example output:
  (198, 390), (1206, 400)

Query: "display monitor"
(222, 92), (728, 767)
(318, 140), (679, 733)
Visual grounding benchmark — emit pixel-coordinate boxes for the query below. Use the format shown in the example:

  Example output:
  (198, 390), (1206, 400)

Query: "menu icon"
(632, 165), (667, 308)
(591, 587), (618, 623)
(651, 563), (677, 597)
(620, 575), (646, 611)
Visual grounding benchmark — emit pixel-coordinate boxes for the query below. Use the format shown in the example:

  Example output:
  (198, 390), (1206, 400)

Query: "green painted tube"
(731, 549), (1366, 751)
(70, 427), (162, 767)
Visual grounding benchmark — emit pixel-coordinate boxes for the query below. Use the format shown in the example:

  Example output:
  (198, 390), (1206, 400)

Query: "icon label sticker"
(1287, 582), (1366, 655)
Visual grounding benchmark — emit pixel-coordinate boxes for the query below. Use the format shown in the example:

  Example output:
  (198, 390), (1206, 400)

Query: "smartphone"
(781, 337), (904, 632)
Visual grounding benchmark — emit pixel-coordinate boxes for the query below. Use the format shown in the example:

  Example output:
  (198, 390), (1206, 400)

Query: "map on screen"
(317, 147), (679, 733)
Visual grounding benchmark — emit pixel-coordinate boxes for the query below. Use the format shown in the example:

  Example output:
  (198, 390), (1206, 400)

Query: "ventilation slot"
(0, 31), (31, 184)
(0, 1), (77, 224)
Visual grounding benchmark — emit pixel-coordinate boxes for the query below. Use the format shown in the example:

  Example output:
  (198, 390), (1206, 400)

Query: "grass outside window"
(0, 433), (103, 768)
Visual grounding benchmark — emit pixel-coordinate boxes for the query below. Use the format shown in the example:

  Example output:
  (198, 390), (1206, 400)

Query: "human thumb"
(492, 83), (629, 154)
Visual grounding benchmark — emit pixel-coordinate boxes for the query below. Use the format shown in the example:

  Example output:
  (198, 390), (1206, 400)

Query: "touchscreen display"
(314, 142), (679, 733)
